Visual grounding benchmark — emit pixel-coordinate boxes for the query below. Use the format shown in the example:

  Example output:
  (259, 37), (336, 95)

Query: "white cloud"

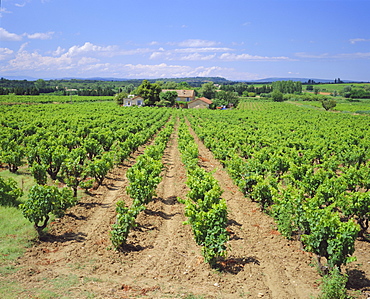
(349, 38), (370, 44)
(0, 48), (14, 60)
(150, 47), (233, 61)
(219, 53), (291, 61)
(177, 39), (220, 47)
(174, 47), (233, 53)
(0, 7), (12, 16)
(52, 46), (66, 56)
(15, 2), (27, 7)
(19, 42), (29, 52)
(0, 27), (56, 41)
(121, 63), (229, 79)
(0, 28), (23, 41)
(149, 51), (168, 60)
(77, 57), (100, 66)
(295, 52), (329, 59)
(27, 31), (54, 40)
(335, 52), (370, 59)
(65, 42), (118, 57)
(179, 53), (216, 61)
(0, 46), (259, 79)
(295, 52), (370, 59)
(0, 41), (261, 80)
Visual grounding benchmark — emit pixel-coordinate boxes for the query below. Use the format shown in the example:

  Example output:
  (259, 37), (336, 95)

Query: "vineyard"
(0, 101), (369, 298)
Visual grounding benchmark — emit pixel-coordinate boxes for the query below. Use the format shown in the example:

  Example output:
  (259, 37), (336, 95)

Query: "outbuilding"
(123, 96), (144, 107)
(188, 97), (213, 109)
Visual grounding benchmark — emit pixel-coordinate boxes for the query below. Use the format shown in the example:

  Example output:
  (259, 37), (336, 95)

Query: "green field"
(311, 82), (370, 93)
(0, 94), (113, 104)
(291, 99), (370, 114)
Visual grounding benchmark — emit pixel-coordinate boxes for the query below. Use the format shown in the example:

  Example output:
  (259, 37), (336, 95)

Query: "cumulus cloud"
(52, 46), (66, 56)
(0, 28), (23, 41)
(65, 42), (118, 57)
(0, 27), (56, 41)
(0, 48), (14, 60)
(0, 41), (261, 80)
(27, 31), (54, 40)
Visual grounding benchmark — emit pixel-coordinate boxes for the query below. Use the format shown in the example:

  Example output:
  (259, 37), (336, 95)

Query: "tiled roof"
(162, 89), (195, 98)
(192, 97), (213, 105)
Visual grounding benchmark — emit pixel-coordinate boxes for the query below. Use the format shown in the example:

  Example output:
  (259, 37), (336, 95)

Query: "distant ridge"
(245, 77), (359, 83)
(1, 75), (366, 84)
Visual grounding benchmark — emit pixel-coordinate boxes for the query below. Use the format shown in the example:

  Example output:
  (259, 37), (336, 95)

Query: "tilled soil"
(8, 123), (370, 298)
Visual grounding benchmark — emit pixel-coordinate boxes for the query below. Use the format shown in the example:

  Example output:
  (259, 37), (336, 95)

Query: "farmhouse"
(123, 96), (144, 107)
(188, 97), (213, 109)
(162, 89), (195, 102)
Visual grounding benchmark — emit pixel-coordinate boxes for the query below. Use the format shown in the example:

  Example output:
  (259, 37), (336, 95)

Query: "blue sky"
(0, 0), (369, 81)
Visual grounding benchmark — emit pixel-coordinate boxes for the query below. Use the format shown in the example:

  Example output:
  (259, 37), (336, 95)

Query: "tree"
(178, 81), (191, 89)
(321, 99), (336, 111)
(35, 79), (46, 90)
(271, 90), (284, 102)
(162, 81), (178, 89)
(122, 84), (135, 94)
(200, 82), (217, 99)
(135, 80), (162, 105)
(114, 92), (128, 105)
(215, 90), (239, 106)
(157, 90), (178, 107)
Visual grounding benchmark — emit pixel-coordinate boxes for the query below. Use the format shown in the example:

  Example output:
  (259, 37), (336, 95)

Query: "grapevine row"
(110, 117), (175, 249)
(186, 104), (369, 273)
(1, 103), (171, 234)
(177, 118), (229, 267)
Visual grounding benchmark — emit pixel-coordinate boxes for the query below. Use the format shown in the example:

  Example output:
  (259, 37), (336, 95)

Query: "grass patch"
(0, 168), (36, 266)
(0, 167), (35, 201)
(0, 168), (37, 297)
(0, 280), (27, 299)
(0, 205), (36, 263)
(49, 274), (80, 289)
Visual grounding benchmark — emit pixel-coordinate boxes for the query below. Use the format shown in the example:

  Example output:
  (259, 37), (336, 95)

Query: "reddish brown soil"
(8, 123), (370, 298)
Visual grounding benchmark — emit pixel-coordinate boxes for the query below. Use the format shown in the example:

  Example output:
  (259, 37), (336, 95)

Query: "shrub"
(0, 176), (23, 206)
(20, 185), (76, 234)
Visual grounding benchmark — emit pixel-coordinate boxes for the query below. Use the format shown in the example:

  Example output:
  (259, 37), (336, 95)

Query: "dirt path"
(8, 120), (369, 298)
(187, 123), (321, 299)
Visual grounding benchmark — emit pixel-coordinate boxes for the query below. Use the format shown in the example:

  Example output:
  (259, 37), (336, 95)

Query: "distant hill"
(245, 77), (359, 83)
(1, 75), (38, 81)
(2, 76), (232, 85)
(2, 75), (365, 85)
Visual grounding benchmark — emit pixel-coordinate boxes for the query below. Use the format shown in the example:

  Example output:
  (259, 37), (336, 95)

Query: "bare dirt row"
(8, 121), (369, 298)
